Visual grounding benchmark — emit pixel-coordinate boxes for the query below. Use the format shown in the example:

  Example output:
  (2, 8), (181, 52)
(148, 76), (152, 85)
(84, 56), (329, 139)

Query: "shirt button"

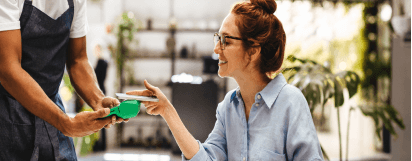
(257, 95), (261, 99)
(255, 103), (259, 107)
(243, 157), (246, 161)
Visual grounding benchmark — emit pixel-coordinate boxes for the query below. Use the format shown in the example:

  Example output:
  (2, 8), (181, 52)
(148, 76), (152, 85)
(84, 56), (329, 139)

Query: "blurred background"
(58, 0), (411, 160)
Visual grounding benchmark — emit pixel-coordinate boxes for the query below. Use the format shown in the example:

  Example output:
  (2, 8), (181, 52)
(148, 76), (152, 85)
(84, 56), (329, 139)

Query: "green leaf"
(384, 105), (405, 129)
(323, 78), (334, 106)
(287, 55), (307, 63)
(309, 73), (325, 87)
(287, 55), (298, 62)
(286, 55), (318, 64)
(376, 126), (382, 140)
(287, 73), (296, 82)
(334, 76), (345, 107)
(282, 67), (301, 73)
(321, 144), (330, 161)
(346, 72), (360, 98)
(336, 71), (360, 98)
(359, 105), (373, 116)
(359, 105), (406, 140)
(377, 109), (397, 137)
(302, 83), (323, 113)
(300, 75), (311, 90)
(290, 73), (304, 86)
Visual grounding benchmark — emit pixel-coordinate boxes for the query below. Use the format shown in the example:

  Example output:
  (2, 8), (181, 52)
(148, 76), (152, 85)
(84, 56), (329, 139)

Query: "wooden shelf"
(137, 28), (218, 33)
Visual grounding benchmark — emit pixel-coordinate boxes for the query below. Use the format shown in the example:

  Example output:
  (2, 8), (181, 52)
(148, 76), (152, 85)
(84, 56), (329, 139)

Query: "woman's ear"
(250, 46), (261, 63)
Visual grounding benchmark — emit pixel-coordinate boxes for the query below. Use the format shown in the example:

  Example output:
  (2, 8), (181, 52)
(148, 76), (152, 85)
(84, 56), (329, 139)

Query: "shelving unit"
(112, 20), (224, 150)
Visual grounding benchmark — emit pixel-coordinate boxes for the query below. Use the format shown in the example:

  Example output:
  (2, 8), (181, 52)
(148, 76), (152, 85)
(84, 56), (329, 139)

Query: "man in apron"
(0, 0), (127, 160)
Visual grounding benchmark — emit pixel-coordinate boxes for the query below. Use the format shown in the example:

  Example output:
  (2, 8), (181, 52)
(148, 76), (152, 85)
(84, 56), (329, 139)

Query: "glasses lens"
(221, 35), (225, 49)
(214, 33), (226, 50)
(214, 35), (219, 46)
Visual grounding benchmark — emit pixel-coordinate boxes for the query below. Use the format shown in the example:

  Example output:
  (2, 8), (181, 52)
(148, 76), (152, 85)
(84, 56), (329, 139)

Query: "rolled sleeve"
(0, 0), (21, 31)
(182, 140), (210, 161)
(70, 0), (88, 38)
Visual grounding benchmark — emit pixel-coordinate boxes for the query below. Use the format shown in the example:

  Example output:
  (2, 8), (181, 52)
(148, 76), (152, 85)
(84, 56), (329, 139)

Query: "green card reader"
(103, 100), (140, 119)
(103, 93), (159, 119)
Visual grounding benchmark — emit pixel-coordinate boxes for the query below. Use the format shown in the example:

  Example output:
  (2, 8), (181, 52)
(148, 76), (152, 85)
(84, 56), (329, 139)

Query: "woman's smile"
(218, 59), (228, 66)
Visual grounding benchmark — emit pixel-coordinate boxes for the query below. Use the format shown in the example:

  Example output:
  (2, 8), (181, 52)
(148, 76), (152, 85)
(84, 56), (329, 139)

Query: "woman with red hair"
(128, 0), (323, 160)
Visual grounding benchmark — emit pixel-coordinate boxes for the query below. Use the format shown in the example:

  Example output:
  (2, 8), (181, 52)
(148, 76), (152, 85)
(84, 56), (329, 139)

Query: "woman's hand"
(126, 80), (172, 117)
(127, 80), (200, 159)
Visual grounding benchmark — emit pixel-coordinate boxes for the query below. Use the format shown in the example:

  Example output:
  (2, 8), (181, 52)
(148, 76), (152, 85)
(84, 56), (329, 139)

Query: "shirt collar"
(259, 73), (287, 109)
(230, 73), (287, 109)
(230, 87), (240, 103)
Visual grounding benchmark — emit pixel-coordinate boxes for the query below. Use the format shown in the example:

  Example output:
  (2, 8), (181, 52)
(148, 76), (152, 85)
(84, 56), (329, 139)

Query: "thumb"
(102, 97), (120, 108)
(144, 80), (157, 93)
(94, 108), (110, 118)
(111, 98), (120, 107)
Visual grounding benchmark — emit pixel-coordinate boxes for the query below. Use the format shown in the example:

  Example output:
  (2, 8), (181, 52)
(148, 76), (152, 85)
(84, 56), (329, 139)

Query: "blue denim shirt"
(183, 74), (323, 161)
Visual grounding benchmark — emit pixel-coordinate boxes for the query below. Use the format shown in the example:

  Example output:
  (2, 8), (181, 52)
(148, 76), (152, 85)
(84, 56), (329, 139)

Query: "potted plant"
(282, 55), (404, 161)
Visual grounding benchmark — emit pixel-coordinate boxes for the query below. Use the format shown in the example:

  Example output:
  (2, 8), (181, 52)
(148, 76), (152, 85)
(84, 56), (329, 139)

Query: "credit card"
(116, 93), (159, 102)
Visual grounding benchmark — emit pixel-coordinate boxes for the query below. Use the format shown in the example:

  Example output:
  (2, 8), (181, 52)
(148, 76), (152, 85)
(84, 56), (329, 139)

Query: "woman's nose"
(213, 41), (222, 55)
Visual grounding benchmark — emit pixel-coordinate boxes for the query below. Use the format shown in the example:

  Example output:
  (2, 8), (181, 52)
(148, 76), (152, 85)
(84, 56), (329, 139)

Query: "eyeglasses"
(214, 33), (242, 50)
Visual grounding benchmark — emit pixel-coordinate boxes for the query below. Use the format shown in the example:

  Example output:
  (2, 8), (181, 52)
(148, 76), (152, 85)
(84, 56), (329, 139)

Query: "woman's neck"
(233, 69), (271, 118)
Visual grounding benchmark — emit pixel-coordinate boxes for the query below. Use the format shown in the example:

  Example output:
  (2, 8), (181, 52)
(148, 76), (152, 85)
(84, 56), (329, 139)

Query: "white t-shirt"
(0, 0), (88, 38)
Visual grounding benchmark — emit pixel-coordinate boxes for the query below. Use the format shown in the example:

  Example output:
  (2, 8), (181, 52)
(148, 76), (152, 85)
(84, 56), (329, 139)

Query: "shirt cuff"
(182, 140), (208, 161)
(0, 21), (20, 31)
(69, 29), (87, 38)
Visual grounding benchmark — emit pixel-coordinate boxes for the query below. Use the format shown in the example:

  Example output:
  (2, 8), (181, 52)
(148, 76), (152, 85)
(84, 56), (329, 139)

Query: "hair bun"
(251, 0), (277, 14)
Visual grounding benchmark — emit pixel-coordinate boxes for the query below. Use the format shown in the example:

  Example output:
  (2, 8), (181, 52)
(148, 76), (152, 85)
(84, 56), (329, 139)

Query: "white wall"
(390, 0), (411, 160)
(390, 36), (411, 161)
(392, 0), (411, 17)
(123, 0), (237, 29)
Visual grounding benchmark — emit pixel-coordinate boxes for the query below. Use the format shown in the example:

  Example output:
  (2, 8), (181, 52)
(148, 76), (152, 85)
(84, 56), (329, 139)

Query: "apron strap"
(30, 95), (62, 161)
(68, 0), (74, 8)
(19, 0), (33, 35)
(31, 116), (56, 161)
(44, 120), (62, 160)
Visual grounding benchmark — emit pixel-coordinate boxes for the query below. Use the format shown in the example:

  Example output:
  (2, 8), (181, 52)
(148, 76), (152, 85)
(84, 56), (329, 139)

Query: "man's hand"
(94, 96), (129, 129)
(62, 108), (112, 137)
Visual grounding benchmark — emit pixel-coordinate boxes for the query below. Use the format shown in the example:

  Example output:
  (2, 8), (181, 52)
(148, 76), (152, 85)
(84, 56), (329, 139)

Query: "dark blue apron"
(0, 0), (77, 160)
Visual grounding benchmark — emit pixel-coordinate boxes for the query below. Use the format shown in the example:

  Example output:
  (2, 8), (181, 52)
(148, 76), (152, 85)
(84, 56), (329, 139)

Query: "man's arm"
(66, 36), (106, 110)
(66, 37), (125, 124)
(0, 30), (112, 137)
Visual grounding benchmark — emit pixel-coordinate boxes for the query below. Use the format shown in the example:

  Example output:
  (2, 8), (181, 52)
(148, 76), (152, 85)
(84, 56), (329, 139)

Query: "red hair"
(231, 0), (286, 75)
